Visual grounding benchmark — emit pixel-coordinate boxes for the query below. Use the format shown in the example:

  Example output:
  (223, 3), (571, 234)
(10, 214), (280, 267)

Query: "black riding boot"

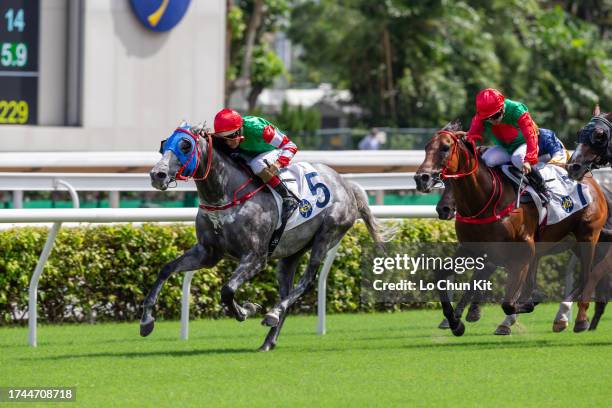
(272, 182), (299, 224)
(527, 168), (551, 204)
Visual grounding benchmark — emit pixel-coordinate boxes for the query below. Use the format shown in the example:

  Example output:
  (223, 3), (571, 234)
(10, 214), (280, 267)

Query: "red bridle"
(439, 130), (479, 179)
(437, 130), (517, 224)
(170, 128), (267, 212)
(173, 127), (214, 181)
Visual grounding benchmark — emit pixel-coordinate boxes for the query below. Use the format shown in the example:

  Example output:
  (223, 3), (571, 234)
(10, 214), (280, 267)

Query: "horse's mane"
(205, 135), (262, 180)
(439, 119), (487, 168)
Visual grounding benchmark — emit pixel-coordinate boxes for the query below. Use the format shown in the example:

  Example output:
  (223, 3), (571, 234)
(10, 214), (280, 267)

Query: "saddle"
(501, 164), (593, 226)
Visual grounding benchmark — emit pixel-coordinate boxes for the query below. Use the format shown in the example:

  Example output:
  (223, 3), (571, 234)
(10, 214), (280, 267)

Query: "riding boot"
(272, 182), (299, 224)
(526, 167), (551, 204)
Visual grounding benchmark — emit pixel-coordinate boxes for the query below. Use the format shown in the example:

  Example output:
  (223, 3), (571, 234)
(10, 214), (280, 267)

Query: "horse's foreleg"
(438, 261), (495, 329)
(435, 268), (464, 336)
(258, 251), (304, 352)
(221, 253), (267, 322)
(140, 244), (218, 337)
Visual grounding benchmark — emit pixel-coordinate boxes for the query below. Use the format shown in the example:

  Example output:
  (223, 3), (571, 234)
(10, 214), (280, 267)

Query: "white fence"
(0, 150), (425, 169)
(0, 206), (437, 347)
(0, 172), (423, 209)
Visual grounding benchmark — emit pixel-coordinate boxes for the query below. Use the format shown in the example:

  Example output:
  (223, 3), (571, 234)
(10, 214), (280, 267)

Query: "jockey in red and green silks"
(213, 108), (299, 223)
(466, 88), (553, 202)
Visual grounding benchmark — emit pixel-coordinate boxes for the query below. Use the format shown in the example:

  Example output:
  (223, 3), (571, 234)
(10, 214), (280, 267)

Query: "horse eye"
(180, 139), (192, 153)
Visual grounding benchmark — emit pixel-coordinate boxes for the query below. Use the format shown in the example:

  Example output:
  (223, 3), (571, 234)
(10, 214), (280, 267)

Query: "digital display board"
(0, 0), (38, 125)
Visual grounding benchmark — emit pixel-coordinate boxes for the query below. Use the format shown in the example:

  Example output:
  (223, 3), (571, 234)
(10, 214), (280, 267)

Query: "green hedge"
(0, 220), (569, 325)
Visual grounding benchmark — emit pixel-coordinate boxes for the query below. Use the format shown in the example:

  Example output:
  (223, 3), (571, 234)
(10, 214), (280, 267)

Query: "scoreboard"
(0, 0), (38, 125)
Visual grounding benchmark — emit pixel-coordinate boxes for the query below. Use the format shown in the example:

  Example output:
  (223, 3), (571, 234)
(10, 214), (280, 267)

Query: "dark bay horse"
(562, 105), (612, 329)
(414, 121), (608, 335)
(141, 123), (393, 351)
(437, 179), (612, 332)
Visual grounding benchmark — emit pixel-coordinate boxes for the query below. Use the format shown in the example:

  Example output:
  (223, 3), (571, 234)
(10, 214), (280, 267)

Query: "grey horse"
(141, 123), (392, 351)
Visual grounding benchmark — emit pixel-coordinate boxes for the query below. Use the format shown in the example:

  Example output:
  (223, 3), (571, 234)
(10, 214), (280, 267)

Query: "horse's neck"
(193, 143), (251, 207)
(450, 155), (497, 217)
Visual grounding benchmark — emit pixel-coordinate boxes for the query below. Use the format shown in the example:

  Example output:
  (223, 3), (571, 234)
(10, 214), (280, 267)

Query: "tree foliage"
(226, 0), (289, 110)
(289, 0), (612, 141)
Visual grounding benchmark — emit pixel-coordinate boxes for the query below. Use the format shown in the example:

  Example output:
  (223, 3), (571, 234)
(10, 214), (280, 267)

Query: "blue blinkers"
(159, 125), (199, 177)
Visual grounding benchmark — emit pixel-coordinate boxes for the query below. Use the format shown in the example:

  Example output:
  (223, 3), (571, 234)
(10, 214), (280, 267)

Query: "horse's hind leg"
(589, 302), (607, 331)
(258, 251), (305, 352)
(587, 270), (610, 330)
(140, 244), (219, 337)
(262, 226), (349, 328)
(574, 241), (600, 332)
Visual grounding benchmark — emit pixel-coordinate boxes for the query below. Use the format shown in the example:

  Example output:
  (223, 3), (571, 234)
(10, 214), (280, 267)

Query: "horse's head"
(414, 120), (467, 193)
(567, 106), (612, 180)
(151, 121), (209, 190)
(436, 179), (456, 220)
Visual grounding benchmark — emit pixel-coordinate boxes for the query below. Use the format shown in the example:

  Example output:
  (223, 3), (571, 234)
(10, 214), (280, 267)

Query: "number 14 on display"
(4, 8), (25, 32)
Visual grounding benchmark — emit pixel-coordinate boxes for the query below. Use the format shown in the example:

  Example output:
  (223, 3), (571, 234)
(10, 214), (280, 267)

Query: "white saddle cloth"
(270, 162), (333, 231)
(501, 164), (593, 226)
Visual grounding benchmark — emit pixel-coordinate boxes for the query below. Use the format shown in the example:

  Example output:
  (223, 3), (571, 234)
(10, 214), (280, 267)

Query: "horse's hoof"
(262, 313), (280, 327)
(140, 318), (155, 337)
(243, 302), (262, 316)
(466, 306), (481, 322)
(257, 343), (276, 352)
(451, 321), (465, 337)
(573, 320), (590, 333)
(438, 318), (450, 329)
(494, 325), (511, 335)
(552, 320), (568, 333)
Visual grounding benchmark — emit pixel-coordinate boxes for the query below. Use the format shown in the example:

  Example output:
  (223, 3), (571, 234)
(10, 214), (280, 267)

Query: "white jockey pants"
(248, 149), (283, 174)
(481, 144), (567, 169)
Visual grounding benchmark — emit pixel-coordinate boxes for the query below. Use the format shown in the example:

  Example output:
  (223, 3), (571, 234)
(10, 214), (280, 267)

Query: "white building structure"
(0, 0), (226, 152)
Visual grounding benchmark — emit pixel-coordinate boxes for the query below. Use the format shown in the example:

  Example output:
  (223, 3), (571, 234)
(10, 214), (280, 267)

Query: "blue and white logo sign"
(129, 0), (191, 32)
(560, 195), (574, 213)
(299, 199), (314, 219)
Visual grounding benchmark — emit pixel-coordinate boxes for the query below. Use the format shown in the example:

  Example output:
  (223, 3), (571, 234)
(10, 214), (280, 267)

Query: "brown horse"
(414, 121), (608, 336)
(437, 177), (612, 333)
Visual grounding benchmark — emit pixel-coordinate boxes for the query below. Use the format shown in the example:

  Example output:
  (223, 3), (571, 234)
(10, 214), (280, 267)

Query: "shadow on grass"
(23, 336), (612, 362)
(23, 347), (257, 361)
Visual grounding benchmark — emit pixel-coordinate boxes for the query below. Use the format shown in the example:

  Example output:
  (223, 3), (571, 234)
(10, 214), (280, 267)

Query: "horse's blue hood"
(159, 125), (198, 176)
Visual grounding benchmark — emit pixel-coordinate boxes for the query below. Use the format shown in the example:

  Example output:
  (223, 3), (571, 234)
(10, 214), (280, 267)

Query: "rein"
(438, 130), (517, 224)
(170, 128), (266, 212)
(174, 127), (214, 181)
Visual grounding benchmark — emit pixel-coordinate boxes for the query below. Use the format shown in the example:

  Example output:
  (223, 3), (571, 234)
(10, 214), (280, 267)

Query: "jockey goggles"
(485, 108), (504, 121)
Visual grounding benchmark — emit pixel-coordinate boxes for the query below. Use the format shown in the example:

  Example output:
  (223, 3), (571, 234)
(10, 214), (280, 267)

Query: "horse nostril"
(443, 206), (451, 213)
(420, 174), (430, 183)
(156, 171), (167, 180)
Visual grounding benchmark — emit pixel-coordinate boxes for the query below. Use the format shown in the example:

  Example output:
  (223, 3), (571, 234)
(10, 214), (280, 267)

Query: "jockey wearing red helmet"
(466, 88), (552, 203)
(213, 108), (299, 223)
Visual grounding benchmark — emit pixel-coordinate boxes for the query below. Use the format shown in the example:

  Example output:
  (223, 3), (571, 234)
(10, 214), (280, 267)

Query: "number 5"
(1, 43), (11, 66)
(305, 172), (330, 208)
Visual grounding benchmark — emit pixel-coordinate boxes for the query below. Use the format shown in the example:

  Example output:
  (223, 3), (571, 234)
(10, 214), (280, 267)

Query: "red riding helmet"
(214, 108), (243, 136)
(475, 88), (505, 119)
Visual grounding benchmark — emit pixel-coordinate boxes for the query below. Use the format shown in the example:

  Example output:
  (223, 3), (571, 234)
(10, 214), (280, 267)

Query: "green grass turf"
(0, 303), (610, 407)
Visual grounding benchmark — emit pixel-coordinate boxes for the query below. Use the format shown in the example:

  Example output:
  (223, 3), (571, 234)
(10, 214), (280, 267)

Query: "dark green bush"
(0, 220), (574, 325)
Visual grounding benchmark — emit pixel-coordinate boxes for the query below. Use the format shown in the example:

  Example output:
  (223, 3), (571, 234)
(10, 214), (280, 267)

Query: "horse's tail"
(350, 182), (397, 244)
